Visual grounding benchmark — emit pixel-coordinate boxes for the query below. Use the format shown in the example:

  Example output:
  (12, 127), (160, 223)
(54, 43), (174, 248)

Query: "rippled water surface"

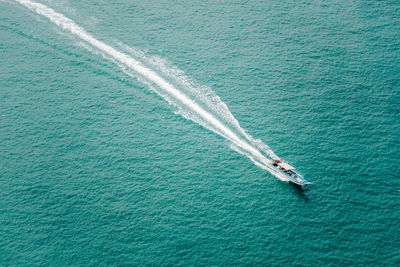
(1, 0), (399, 265)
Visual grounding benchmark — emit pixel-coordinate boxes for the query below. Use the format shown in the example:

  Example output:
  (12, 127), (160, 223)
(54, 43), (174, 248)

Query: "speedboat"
(272, 159), (311, 186)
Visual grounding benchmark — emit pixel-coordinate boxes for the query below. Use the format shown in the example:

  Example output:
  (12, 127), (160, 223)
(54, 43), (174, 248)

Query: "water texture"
(1, 0), (399, 265)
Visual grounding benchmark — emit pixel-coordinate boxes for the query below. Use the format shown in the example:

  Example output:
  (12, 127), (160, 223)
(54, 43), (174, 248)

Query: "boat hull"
(276, 167), (311, 186)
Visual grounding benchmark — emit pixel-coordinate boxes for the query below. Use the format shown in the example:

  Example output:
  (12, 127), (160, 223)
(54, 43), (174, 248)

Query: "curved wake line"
(15, 0), (284, 180)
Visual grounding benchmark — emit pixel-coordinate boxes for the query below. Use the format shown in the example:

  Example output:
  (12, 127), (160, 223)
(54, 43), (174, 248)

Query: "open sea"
(1, 0), (399, 265)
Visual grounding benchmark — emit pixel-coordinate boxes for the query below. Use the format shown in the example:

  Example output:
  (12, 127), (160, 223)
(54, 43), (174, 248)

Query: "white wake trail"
(118, 44), (279, 160)
(15, 0), (283, 179)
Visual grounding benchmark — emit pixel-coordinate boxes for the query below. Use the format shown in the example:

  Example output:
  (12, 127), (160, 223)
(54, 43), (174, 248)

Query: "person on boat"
(273, 159), (282, 167)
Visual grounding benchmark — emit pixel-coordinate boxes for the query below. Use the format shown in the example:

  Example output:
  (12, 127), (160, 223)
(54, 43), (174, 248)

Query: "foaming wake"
(14, 0), (287, 181)
(117, 44), (280, 160)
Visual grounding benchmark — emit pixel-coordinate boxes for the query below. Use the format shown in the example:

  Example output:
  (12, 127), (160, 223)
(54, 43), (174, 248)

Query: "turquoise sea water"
(1, 0), (399, 265)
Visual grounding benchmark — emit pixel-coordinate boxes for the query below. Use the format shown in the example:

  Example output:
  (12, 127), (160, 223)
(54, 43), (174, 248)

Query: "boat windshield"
(278, 162), (296, 170)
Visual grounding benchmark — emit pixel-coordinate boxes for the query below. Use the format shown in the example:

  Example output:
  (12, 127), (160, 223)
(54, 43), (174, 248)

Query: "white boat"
(272, 159), (311, 186)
